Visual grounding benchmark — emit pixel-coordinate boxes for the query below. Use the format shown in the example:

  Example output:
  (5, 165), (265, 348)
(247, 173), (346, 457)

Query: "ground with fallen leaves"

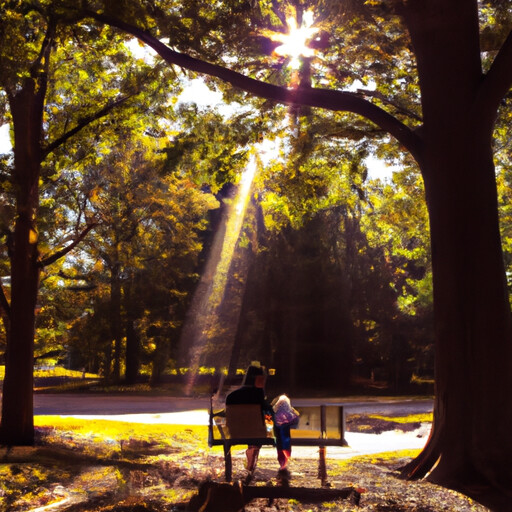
(0, 414), (490, 512)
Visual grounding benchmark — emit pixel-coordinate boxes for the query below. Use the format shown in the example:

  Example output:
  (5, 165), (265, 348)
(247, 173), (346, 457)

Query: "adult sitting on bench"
(225, 361), (272, 476)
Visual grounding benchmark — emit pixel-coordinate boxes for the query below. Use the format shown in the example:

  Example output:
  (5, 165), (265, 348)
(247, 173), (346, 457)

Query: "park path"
(34, 394), (432, 459)
(34, 393), (433, 417)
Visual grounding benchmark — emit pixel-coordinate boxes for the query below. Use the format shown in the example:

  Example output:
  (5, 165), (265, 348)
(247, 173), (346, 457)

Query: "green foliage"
(0, 0), (436, 391)
(0, 0), (226, 384)
(59, 123), (219, 379)
(163, 106), (261, 191)
(495, 96), (512, 301)
(362, 167), (432, 318)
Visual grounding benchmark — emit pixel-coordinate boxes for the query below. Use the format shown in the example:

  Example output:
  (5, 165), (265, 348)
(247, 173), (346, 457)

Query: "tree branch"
(478, 29), (512, 118)
(30, 15), (56, 79)
(56, 271), (97, 291)
(38, 223), (97, 268)
(58, 270), (90, 281)
(82, 10), (425, 165)
(42, 96), (132, 158)
(356, 88), (423, 123)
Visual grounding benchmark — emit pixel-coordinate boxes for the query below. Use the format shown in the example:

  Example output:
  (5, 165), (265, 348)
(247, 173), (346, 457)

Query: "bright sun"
(267, 10), (317, 68)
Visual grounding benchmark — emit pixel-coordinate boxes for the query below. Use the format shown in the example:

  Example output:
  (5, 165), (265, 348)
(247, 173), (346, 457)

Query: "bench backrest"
(226, 404), (268, 439)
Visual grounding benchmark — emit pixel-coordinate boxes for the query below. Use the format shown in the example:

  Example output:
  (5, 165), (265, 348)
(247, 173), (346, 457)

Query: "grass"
(368, 412), (433, 424)
(329, 448), (423, 473)
(34, 415), (210, 456)
(0, 415), (489, 512)
(34, 415), (208, 439)
(0, 365), (99, 380)
(34, 367), (99, 378)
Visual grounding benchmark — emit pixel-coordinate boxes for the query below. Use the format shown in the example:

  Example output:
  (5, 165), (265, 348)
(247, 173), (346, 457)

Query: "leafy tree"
(0, 2), (177, 444)
(83, 0), (512, 499)
(72, 133), (218, 384)
(495, 96), (512, 302)
(362, 168), (434, 383)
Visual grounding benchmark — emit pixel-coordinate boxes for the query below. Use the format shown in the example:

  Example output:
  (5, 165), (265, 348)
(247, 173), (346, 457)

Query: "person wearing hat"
(225, 361), (272, 474)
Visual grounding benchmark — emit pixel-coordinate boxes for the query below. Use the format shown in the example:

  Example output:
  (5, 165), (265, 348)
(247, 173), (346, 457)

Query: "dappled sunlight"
(1, 417), (216, 511)
(59, 409), (210, 426)
(0, 416), (484, 512)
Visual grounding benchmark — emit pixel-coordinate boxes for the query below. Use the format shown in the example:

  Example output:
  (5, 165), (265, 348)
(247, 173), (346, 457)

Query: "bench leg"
(224, 444), (232, 482)
(318, 446), (327, 486)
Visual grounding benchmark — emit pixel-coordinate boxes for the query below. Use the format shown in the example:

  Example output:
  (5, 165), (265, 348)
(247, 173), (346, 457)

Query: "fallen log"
(243, 484), (360, 503)
(187, 480), (361, 511)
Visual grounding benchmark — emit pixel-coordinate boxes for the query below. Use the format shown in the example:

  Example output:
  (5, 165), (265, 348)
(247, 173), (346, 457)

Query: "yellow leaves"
(93, 259), (104, 272)
(260, 191), (292, 231)
(29, 228), (38, 244)
(89, 187), (101, 204)
(198, 366), (216, 375)
(181, 18), (194, 29)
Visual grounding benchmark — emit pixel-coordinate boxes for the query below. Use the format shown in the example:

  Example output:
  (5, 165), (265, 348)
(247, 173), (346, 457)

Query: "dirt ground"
(0, 415), (492, 512)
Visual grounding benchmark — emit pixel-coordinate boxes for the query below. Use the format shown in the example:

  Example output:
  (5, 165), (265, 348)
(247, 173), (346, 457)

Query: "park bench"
(208, 400), (348, 485)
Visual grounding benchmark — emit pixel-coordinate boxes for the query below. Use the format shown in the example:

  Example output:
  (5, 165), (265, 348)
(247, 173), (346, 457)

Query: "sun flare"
(271, 10), (317, 68)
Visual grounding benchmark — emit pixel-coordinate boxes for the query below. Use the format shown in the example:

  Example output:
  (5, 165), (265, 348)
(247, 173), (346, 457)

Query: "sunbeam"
(178, 155), (259, 395)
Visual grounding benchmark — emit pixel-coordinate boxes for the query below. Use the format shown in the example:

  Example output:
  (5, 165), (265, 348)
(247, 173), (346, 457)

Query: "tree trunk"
(402, 0), (512, 493)
(413, 129), (512, 489)
(123, 278), (140, 384)
(0, 84), (43, 445)
(110, 261), (122, 383)
(150, 335), (170, 387)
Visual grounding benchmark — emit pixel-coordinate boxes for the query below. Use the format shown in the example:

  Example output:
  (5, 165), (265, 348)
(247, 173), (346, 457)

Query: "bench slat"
(210, 437), (276, 447)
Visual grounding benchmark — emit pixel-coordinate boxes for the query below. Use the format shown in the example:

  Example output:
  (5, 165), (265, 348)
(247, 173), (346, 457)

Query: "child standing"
(272, 394), (300, 476)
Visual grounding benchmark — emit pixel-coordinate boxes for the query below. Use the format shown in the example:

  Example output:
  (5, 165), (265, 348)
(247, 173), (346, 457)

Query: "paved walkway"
(62, 409), (430, 460)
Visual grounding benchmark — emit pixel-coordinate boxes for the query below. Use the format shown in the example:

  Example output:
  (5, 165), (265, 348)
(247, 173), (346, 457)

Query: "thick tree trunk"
(0, 85), (43, 445)
(415, 125), (512, 490)
(402, 0), (512, 494)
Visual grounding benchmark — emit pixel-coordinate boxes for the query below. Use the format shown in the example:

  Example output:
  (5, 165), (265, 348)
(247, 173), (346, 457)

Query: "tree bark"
(0, 285), (11, 345)
(412, 123), (512, 490)
(110, 261), (122, 383)
(124, 278), (140, 384)
(0, 83), (43, 445)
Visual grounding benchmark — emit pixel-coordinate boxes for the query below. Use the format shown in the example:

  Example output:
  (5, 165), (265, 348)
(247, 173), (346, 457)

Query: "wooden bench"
(208, 401), (348, 485)
(209, 403), (275, 482)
